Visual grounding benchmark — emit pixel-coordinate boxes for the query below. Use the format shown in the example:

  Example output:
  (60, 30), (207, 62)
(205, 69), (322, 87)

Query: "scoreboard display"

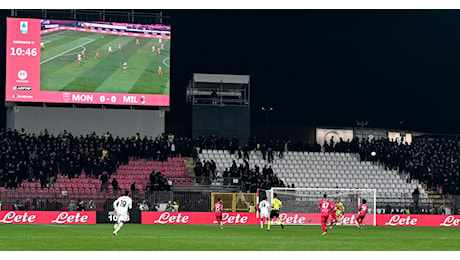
(5, 17), (171, 106)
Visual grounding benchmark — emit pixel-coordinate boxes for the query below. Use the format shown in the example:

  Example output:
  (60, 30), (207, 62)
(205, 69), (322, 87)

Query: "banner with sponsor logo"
(142, 212), (256, 225)
(0, 211), (96, 224)
(377, 214), (460, 227)
(316, 128), (354, 147)
(141, 212), (374, 226)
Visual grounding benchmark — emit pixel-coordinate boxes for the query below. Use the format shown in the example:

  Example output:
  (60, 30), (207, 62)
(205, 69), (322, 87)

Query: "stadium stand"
(1, 128), (458, 213)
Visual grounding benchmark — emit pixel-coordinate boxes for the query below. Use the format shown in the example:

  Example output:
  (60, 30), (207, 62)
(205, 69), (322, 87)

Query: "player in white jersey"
(258, 198), (271, 229)
(112, 190), (132, 236)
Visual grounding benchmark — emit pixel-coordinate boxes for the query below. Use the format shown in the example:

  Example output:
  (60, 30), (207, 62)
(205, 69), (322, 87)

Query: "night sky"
(2, 9), (460, 135)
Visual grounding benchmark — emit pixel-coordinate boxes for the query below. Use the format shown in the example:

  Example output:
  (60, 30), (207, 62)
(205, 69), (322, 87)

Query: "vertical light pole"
(262, 107), (274, 141)
(355, 120), (368, 141)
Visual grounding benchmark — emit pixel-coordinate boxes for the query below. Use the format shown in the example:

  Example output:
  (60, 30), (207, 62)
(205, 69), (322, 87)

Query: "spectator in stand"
(131, 181), (138, 198)
(87, 200), (96, 211)
(68, 200), (77, 211)
(77, 199), (85, 211)
(111, 177), (120, 196)
(100, 171), (109, 192)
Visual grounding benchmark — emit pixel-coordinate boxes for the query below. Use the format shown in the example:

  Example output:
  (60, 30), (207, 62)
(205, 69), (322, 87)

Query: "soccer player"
(40, 42), (45, 49)
(157, 47), (161, 55)
(95, 51), (100, 58)
(161, 43), (164, 50)
(108, 45), (113, 52)
(158, 38), (162, 43)
(258, 198), (270, 229)
(214, 198), (224, 229)
(118, 43), (122, 51)
(152, 45), (155, 52)
(267, 193), (284, 231)
(81, 50), (85, 57)
(123, 62), (127, 70)
(356, 199), (368, 229)
(318, 194), (331, 235)
(113, 190), (132, 236)
(329, 198), (339, 228)
(158, 66), (163, 75)
(336, 198), (345, 226)
(77, 53), (81, 64)
(136, 38), (140, 45)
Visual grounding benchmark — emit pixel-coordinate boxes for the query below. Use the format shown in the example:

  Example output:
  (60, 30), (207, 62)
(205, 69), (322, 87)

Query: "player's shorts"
(336, 210), (343, 216)
(117, 211), (129, 222)
(330, 213), (338, 221)
(215, 212), (223, 222)
(321, 214), (329, 224)
(260, 210), (269, 219)
(270, 210), (279, 219)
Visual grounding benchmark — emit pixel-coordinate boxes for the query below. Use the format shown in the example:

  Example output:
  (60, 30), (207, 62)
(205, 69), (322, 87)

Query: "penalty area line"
(40, 38), (96, 65)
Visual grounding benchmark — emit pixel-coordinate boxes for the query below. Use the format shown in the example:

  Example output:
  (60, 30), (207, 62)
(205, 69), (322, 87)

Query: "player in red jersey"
(118, 43), (122, 51)
(214, 198), (224, 229)
(136, 38), (140, 45)
(356, 199), (368, 229)
(81, 50), (85, 57)
(95, 51), (100, 58)
(158, 66), (163, 75)
(318, 194), (331, 235)
(161, 43), (164, 50)
(157, 47), (161, 55)
(329, 198), (339, 228)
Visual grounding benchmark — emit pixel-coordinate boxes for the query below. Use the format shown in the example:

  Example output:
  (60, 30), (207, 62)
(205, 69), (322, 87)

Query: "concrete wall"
(7, 105), (165, 138)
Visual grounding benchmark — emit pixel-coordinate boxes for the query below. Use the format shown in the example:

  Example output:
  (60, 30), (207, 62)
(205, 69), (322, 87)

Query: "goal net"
(259, 187), (377, 226)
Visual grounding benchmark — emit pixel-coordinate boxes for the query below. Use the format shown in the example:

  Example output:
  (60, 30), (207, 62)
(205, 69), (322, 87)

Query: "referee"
(267, 193), (284, 231)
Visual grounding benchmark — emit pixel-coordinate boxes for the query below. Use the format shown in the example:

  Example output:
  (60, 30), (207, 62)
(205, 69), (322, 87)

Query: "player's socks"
(267, 220), (271, 231)
(278, 220), (284, 229)
(114, 222), (123, 233)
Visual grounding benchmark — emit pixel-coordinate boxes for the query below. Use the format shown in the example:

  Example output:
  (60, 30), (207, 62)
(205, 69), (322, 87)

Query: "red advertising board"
(377, 214), (460, 227)
(141, 212), (375, 226)
(0, 211), (96, 224)
(142, 212), (257, 225)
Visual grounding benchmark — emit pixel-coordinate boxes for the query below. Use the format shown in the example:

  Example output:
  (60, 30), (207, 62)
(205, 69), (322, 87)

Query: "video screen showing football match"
(5, 17), (170, 106)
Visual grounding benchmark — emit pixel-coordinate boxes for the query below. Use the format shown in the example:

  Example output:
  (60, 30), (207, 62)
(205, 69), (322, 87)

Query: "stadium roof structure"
(186, 73), (250, 107)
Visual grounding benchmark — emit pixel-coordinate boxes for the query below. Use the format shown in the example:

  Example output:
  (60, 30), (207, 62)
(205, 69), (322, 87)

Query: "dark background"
(1, 9), (460, 138)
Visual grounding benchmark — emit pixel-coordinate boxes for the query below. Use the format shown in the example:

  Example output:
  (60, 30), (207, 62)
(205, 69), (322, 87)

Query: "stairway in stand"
(182, 157), (196, 185)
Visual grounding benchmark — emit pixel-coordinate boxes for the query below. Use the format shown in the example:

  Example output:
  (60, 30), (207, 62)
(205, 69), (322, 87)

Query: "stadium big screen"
(5, 17), (170, 106)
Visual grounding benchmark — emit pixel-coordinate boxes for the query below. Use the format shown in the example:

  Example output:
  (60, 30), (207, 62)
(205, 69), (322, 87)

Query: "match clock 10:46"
(10, 47), (38, 57)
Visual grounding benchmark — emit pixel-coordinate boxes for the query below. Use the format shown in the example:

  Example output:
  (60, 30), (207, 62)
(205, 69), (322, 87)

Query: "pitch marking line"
(163, 57), (170, 68)
(40, 38), (96, 64)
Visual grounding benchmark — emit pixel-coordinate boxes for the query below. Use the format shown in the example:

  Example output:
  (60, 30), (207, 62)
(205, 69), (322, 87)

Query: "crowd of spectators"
(2, 127), (459, 206)
(325, 135), (460, 196)
(0, 128), (186, 192)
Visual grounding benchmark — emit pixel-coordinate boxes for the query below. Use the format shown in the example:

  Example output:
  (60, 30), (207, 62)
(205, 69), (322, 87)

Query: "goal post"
(260, 187), (377, 226)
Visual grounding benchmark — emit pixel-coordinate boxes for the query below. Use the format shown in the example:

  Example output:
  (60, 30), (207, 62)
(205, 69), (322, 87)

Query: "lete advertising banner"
(0, 211), (96, 224)
(377, 214), (460, 227)
(141, 212), (374, 226)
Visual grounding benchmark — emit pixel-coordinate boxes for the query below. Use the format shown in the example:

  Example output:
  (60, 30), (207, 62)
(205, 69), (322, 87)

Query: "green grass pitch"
(0, 224), (458, 251)
(40, 30), (170, 95)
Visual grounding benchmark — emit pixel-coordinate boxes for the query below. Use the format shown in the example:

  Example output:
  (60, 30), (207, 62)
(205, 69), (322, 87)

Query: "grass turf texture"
(0, 224), (458, 251)
(40, 30), (170, 95)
